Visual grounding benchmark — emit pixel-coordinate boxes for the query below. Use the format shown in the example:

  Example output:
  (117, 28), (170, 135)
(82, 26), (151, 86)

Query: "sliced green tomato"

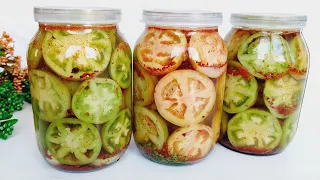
(219, 111), (229, 140)
(123, 87), (132, 110)
(227, 29), (251, 60)
(107, 29), (116, 51)
(33, 108), (50, 152)
(264, 74), (303, 118)
(155, 70), (216, 127)
(134, 106), (168, 149)
(30, 70), (71, 122)
(136, 29), (187, 75)
(101, 108), (132, 154)
(72, 78), (123, 124)
(32, 98), (40, 122)
(62, 80), (81, 95)
(279, 113), (298, 148)
(227, 109), (282, 153)
(27, 30), (46, 69)
(238, 32), (291, 80)
(42, 29), (113, 80)
(46, 118), (102, 165)
(134, 121), (149, 144)
(109, 42), (132, 89)
(288, 34), (309, 80)
(133, 62), (156, 106)
(167, 124), (213, 159)
(223, 60), (258, 114)
(38, 120), (50, 152)
(97, 68), (112, 79)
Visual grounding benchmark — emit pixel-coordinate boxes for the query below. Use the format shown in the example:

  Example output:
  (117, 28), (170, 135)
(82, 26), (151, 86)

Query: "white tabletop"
(0, 103), (319, 180)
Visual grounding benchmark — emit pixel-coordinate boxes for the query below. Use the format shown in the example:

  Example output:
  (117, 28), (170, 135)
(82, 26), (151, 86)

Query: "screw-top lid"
(142, 9), (223, 27)
(230, 13), (307, 29)
(34, 7), (121, 24)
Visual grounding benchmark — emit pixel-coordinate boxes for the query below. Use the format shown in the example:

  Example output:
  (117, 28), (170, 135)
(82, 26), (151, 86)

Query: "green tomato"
(134, 106), (168, 150)
(227, 108), (282, 154)
(46, 118), (102, 165)
(133, 62), (156, 106)
(288, 34), (309, 80)
(123, 87), (132, 110)
(72, 78), (123, 124)
(238, 32), (291, 80)
(27, 29), (46, 69)
(32, 98), (40, 124)
(223, 60), (258, 113)
(37, 120), (50, 153)
(219, 111), (229, 140)
(279, 113), (298, 148)
(264, 74), (303, 119)
(101, 108), (132, 154)
(227, 29), (251, 60)
(97, 68), (111, 78)
(30, 70), (71, 122)
(109, 42), (132, 89)
(108, 29), (116, 51)
(42, 29), (113, 80)
(62, 80), (81, 95)
(32, 105), (50, 153)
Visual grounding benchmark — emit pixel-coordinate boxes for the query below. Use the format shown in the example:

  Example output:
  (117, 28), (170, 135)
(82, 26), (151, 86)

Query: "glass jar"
(28, 7), (132, 171)
(133, 10), (227, 165)
(219, 13), (308, 155)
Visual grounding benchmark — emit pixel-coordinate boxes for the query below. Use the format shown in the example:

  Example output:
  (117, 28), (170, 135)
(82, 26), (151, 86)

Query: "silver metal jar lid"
(230, 13), (307, 29)
(142, 9), (223, 27)
(34, 7), (121, 24)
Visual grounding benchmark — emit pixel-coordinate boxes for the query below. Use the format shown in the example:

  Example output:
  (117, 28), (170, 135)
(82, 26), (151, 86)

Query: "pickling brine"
(28, 7), (132, 171)
(133, 10), (227, 165)
(219, 13), (308, 155)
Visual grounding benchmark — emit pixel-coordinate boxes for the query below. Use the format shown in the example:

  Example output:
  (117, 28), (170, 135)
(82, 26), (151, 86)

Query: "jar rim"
(142, 9), (223, 27)
(34, 7), (121, 24)
(230, 13), (307, 30)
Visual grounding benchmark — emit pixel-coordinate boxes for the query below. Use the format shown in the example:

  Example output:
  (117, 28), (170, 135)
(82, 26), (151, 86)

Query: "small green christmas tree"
(0, 119), (18, 140)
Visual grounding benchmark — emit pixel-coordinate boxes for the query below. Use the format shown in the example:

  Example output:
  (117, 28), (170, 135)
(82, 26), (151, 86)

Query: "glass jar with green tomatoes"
(133, 10), (227, 165)
(28, 7), (132, 171)
(219, 13), (309, 155)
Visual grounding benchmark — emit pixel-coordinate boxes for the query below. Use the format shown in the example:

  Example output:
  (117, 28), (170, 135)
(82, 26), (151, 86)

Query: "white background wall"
(0, 0), (319, 179)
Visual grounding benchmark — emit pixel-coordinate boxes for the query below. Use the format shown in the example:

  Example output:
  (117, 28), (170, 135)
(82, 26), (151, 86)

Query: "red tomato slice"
(167, 124), (213, 160)
(188, 32), (227, 78)
(154, 70), (216, 127)
(136, 29), (187, 75)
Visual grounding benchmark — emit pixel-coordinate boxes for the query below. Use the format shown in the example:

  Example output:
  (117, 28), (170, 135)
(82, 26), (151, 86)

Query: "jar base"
(136, 143), (210, 166)
(219, 138), (284, 156)
(42, 149), (124, 172)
